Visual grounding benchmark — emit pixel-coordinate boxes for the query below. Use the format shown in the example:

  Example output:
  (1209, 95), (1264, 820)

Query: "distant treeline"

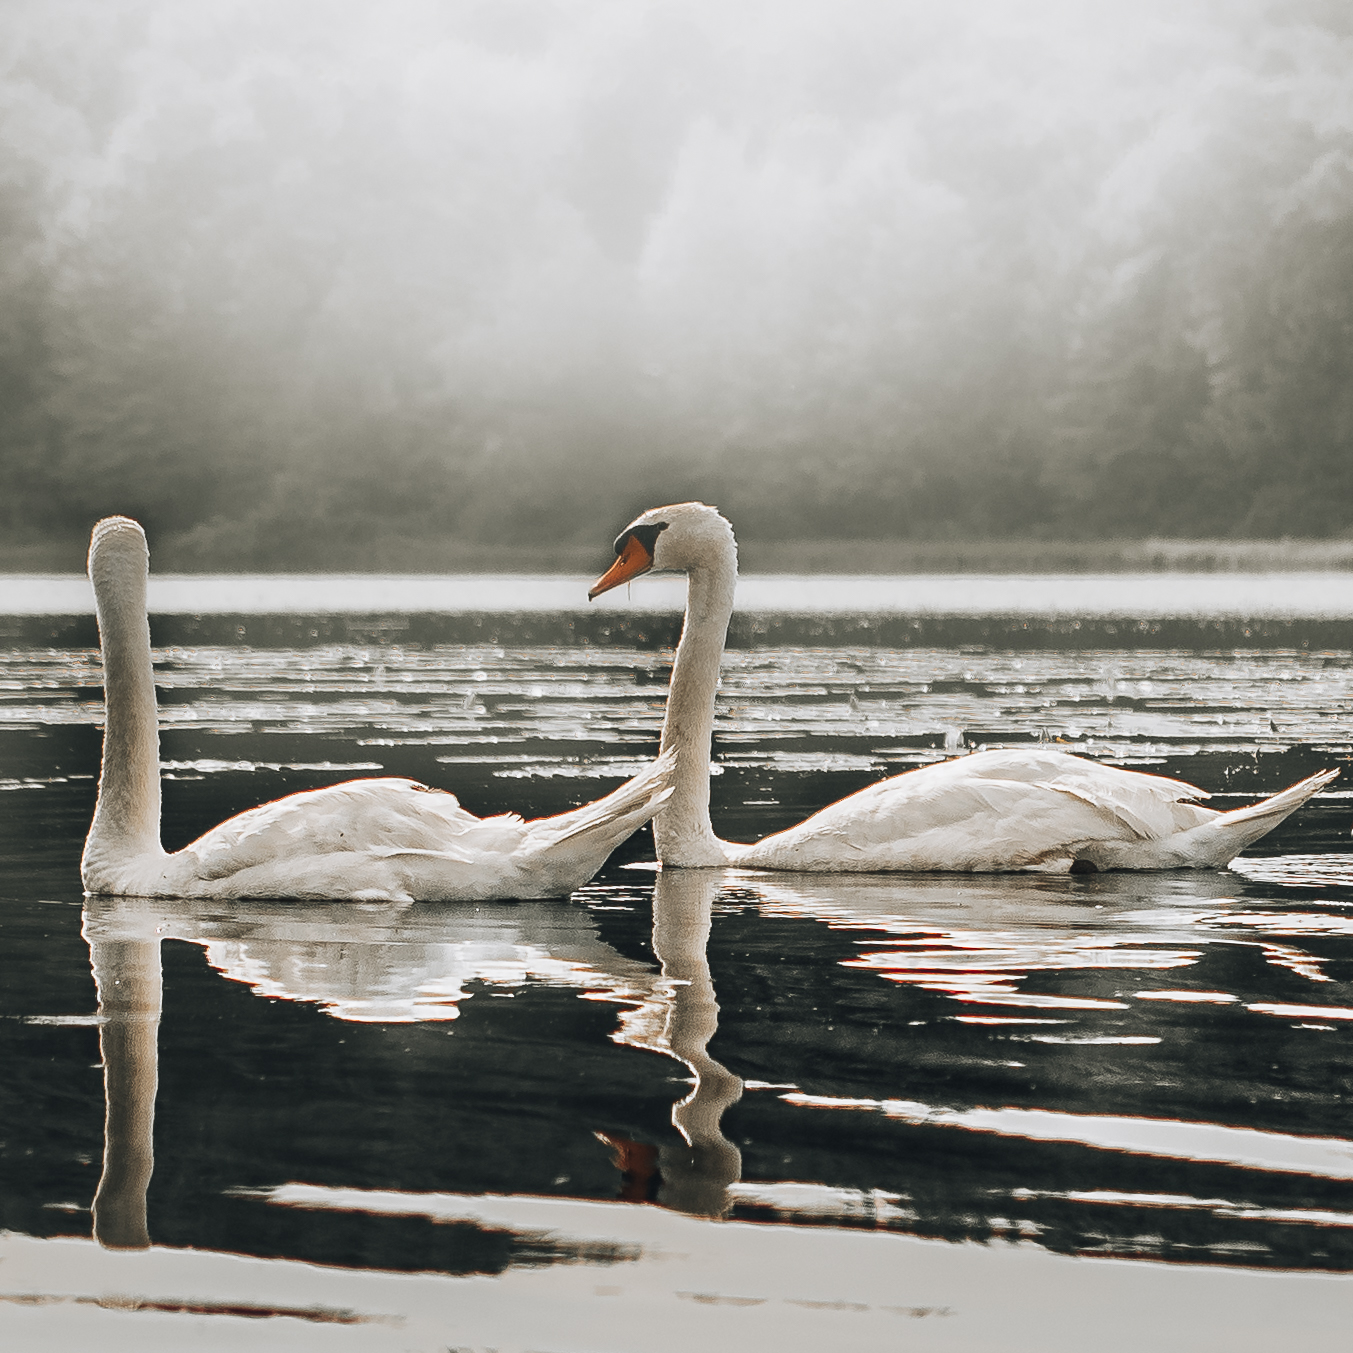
(1, 1), (1351, 570)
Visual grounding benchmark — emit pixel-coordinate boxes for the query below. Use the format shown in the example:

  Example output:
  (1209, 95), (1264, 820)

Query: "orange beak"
(589, 533), (655, 599)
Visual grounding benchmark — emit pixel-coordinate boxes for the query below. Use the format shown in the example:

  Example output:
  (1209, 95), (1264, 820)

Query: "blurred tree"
(1206, 213), (1353, 535)
(1, 0), (1352, 566)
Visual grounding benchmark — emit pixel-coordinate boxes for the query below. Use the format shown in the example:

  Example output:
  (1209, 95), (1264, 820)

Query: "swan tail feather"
(521, 749), (677, 884)
(531, 748), (677, 847)
(1186, 767), (1339, 865)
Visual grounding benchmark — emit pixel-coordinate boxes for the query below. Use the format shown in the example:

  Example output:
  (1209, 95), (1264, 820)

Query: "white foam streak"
(1014, 1188), (1353, 1229)
(780, 1094), (1353, 1179)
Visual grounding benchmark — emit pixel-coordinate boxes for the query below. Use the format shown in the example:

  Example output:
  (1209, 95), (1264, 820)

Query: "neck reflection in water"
(601, 869), (744, 1217)
(87, 906), (161, 1251)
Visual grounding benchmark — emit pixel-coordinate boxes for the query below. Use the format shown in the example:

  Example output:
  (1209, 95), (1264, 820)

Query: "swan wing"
(989, 751), (1215, 839)
(736, 750), (1217, 872)
(182, 778), (526, 881)
(152, 766), (668, 902)
(870, 749), (1216, 839)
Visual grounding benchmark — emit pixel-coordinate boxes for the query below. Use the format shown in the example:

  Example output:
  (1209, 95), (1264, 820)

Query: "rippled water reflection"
(2, 640), (1352, 1285)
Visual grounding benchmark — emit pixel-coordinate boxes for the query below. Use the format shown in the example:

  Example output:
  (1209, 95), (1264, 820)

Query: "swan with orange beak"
(592, 501), (1337, 873)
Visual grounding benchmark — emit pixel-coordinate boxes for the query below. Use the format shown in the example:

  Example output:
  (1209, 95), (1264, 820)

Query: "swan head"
(589, 503), (735, 599)
(88, 516), (149, 586)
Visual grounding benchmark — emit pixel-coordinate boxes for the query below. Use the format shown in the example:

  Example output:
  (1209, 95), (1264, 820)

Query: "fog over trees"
(1, 0), (1351, 567)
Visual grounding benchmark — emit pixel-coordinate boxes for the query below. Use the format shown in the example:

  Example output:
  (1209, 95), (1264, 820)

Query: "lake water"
(2, 584), (1352, 1349)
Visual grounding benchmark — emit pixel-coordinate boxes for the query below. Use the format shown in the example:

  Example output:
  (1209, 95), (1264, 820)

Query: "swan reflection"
(713, 866), (1351, 1014)
(81, 874), (746, 1248)
(80, 861), (1353, 1266)
(88, 917), (160, 1250)
(604, 869), (744, 1217)
(85, 895), (663, 1023)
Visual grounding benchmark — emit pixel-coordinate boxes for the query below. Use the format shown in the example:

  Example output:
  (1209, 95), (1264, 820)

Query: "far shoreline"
(3, 533), (1353, 576)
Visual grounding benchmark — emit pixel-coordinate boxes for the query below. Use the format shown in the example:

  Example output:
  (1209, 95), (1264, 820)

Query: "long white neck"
(83, 522), (164, 876)
(655, 536), (736, 866)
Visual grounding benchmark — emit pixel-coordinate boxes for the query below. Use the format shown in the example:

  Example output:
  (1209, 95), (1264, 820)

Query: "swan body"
(590, 502), (1336, 873)
(81, 517), (672, 902)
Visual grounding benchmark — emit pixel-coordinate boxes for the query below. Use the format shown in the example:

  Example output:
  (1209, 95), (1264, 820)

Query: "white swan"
(590, 502), (1337, 872)
(81, 516), (673, 901)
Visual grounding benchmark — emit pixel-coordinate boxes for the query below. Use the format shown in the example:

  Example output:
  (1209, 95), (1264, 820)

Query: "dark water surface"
(3, 638), (1353, 1291)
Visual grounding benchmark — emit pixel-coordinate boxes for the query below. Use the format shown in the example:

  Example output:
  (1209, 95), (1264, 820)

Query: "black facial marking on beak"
(613, 522), (668, 557)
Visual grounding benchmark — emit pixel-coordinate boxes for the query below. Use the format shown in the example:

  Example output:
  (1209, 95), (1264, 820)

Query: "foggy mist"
(2, 0), (1351, 565)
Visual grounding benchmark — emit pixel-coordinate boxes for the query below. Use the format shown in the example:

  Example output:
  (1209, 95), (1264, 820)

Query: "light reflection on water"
(1, 638), (1352, 1284)
(4, 642), (1353, 764)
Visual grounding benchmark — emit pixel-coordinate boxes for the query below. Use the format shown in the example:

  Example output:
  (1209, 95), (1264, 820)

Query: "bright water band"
(4, 572), (1353, 617)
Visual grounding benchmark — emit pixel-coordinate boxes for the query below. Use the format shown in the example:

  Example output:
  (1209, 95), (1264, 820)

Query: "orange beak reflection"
(589, 534), (655, 599)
